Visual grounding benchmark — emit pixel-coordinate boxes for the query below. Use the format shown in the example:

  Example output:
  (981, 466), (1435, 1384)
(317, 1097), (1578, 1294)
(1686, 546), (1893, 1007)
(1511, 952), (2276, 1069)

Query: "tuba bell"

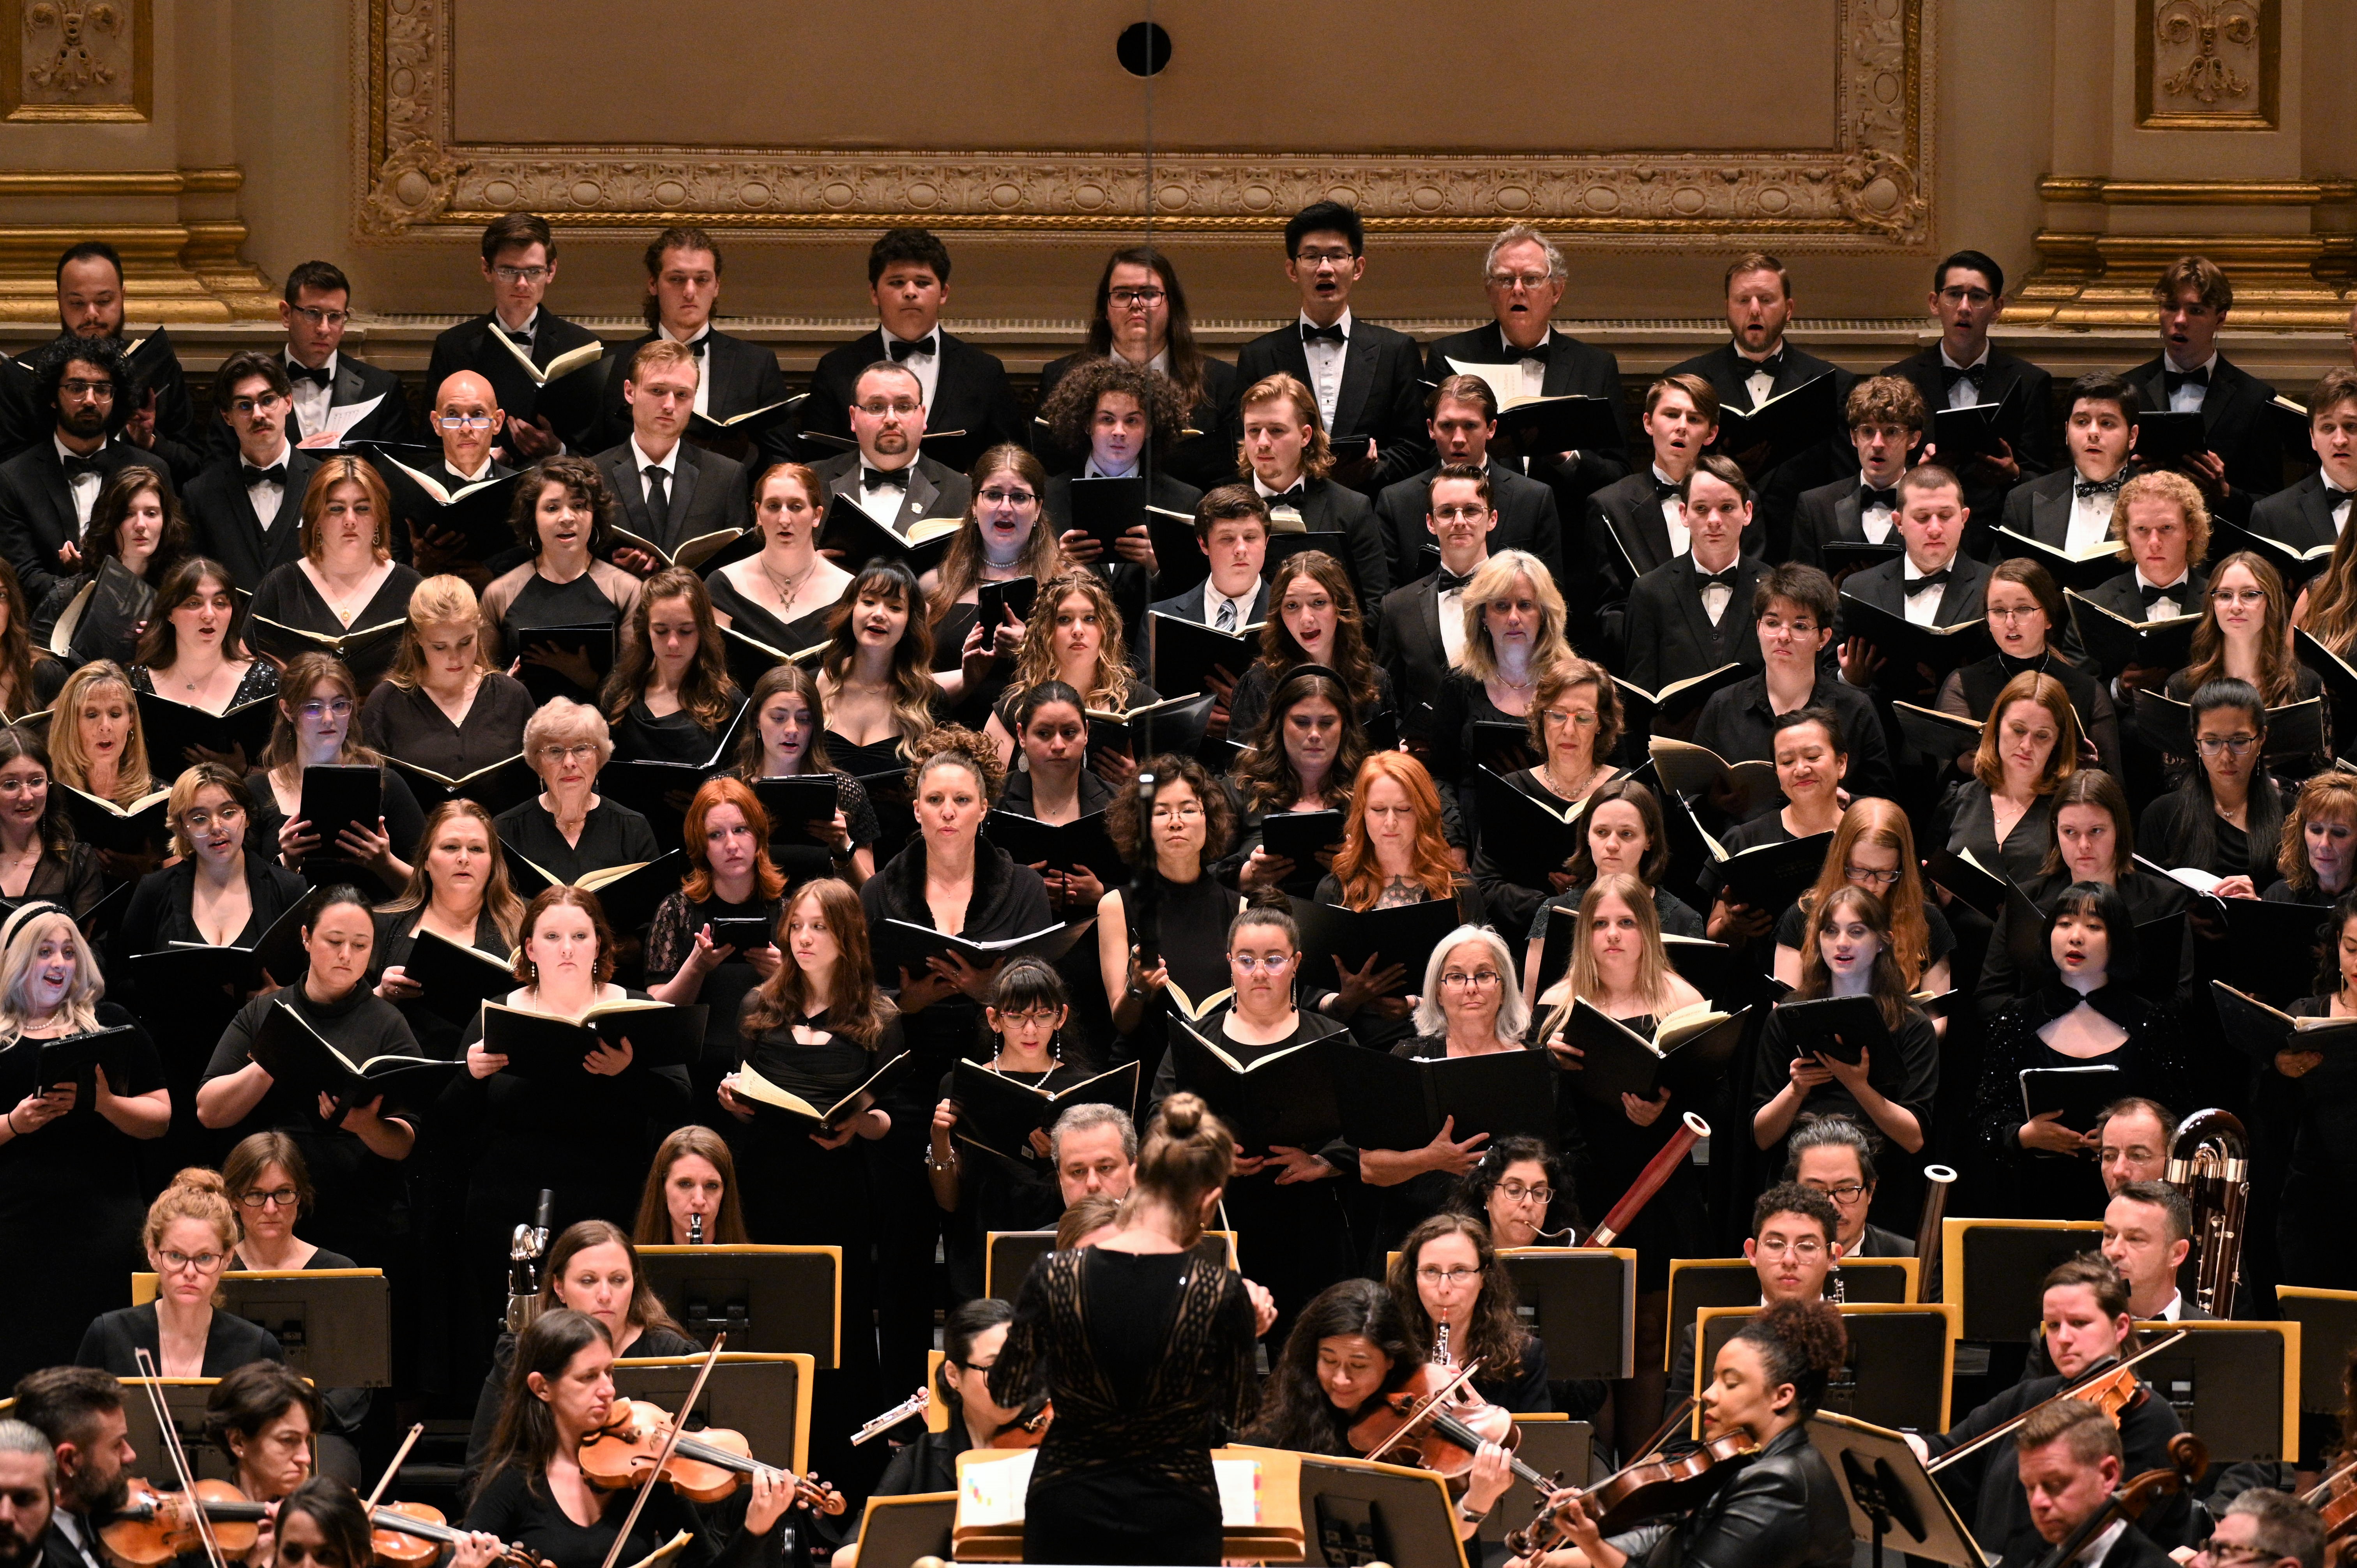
(2165, 1109), (2248, 1318)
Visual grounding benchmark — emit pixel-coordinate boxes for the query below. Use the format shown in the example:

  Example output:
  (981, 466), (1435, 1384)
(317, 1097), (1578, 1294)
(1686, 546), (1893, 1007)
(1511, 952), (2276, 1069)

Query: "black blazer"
(1419, 321), (1631, 493)
(593, 440), (748, 553)
(2080, 564), (2211, 629)
(2249, 468), (2346, 552)
(181, 446), (322, 594)
(1790, 475), (1896, 570)
(207, 351), (415, 461)
(1372, 457), (1562, 586)
(1666, 341), (1859, 561)
(2125, 351), (2281, 520)
(1585, 468), (1770, 657)
(1374, 573), (1453, 722)
(2, 329), (205, 480)
(0, 436), (178, 605)
(811, 450), (971, 537)
(588, 328), (793, 464)
(1838, 551), (1993, 630)
(425, 310), (607, 449)
(803, 327), (1027, 457)
(1880, 343), (2057, 535)
(1148, 578), (1269, 628)
(76, 1301), (287, 1377)
(1622, 552), (1770, 695)
(1998, 464), (2091, 548)
(1267, 475), (1389, 613)
(1231, 316), (1428, 485)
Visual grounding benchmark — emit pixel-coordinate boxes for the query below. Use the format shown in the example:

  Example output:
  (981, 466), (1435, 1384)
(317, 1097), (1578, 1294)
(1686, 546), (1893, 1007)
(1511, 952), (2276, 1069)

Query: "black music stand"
(1296, 1452), (1469, 1568)
(849, 1492), (953, 1568)
(225, 1271), (392, 1388)
(1698, 1305), (1957, 1434)
(983, 1230), (1055, 1300)
(2130, 1321), (2298, 1466)
(1475, 1416), (1595, 1552)
(1500, 1248), (1636, 1381)
(115, 1379), (235, 1484)
(2277, 1286), (2357, 1418)
(1665, 1257), (1914, 1367)
(1808, 1409), (1987, 1568)
(610, 1353), (815, 1480)
(635, 1246), (841, 1368)
(1943, 1219), (2104, 1340)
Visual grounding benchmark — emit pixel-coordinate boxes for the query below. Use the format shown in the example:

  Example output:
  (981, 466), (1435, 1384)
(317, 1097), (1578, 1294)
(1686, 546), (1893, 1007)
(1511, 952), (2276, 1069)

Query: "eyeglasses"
(0, 774), (42, 797)
(1845, 865), (1903, 886)
(1431, 504), (1490, 523)
(1936, 287), (1996, 306)
(2195, 734), (2259, 757)
(2188, 1539), (2272, 1568)
(1545, 710), (1599, 728)
(1758, 614), (1821, 636)
(289, 305), (349, 328)
(180, 805), (244, 833)
(238, 1187), (300, 1210)
(1108, 287), (1166, 308)
(1806, 1181), (1869, 1204)
(978, 487), (1037, 507)
(539, 743), (599, 762)
(1440, 970), (1503, 989)
(996, 1010), (1061, 1029)
(435, 413), (496, 431)
(60, 379), (115, 399)
(1150, 802), (1205, 821)
(297, 699), (355, 720)
(1415, 1266), (1482, 1285)
(1988, 606), (2044, 623)
(855, 398), (921, 418)
(1486, 271), (1553, 291)
(1498, 1181), (1553, 1207)
(1293, 248), (1356, 265)
(1755, 1237), (1826, 1259)
(230, 392), (286, 416)
(2210, 588), (2267, 606)
(1230, 953), (1295, 973)
(491, 265), (551, 284)
(159, 1249), (226, 1273)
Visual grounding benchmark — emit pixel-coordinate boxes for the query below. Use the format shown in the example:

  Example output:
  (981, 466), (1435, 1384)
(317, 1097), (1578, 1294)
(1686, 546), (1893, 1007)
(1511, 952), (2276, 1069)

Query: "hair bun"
(1158, 1092), (1205, 1138)
(171, 1166), (230, 1197)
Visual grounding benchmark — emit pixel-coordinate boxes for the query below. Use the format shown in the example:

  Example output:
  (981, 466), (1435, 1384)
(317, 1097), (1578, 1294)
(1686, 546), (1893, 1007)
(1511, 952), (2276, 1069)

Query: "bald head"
(432, 370), (504, 475)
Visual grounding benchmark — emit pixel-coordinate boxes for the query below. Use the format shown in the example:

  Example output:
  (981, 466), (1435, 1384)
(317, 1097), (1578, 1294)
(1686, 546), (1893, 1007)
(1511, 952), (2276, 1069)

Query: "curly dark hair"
(1453, 1134), (1571, 1234)
(1104, 753), (1235, 869)
(1387, 1213), (1533, 1384)
(32, 333), (130, 438)
(509, 454), (618, 558)
(1035, 358), (1193, 456)
(1244, 1278), (1423, 1455)
(1732, 1298), (1848, 1419)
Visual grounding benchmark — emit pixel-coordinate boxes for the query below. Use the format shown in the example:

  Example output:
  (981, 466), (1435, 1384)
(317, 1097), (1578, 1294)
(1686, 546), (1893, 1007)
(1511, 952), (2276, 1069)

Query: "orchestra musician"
(1783, 1114), (1913, 1258)
(1452, 1136), (1570, 1251)
(1387, 1212), (1551, 1412)
(1663, 1183), (1844, 1412)
(631, 1123), (751, 1247)
(1997, 1398), (2180, 1568)
(203, 1360), (325, 1506)
(76, 1167), (286, 1377)
(7, 1366), (133, 1568)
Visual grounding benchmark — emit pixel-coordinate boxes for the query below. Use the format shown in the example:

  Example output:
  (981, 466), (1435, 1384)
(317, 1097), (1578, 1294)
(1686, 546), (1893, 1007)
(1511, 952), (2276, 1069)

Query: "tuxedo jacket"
(183, 446), (324, 594)
(1037, 351), (1237, 492)
(1880, 343), (2057, 538)
(1372, 457), (1562, 587)
(1834, 552), (1992, 709)
(1374, 573), (1455, 722)
(2249, 468), (2348, 552)
(1622, 552), (1770, 694)
(1265, 475), (1390, 616)
(1584, 469), (1771, 654)
(594, 440), (748, 555)
(0, 436), (179, 605)
(1419, 321), (1631, 495)
(811, 450), (972, 537)
(2081, 564), (2210, 627)
(426, 310), (608, 449)
(1232, 317), (1428, 488)
(588, 327), (793, 466)
(207, 351), (416, 461)
(1998, 464), (2097, 548)
(2, 328), (203, 482)
(1666, 340), (1859, 562)
(2125, 351), (2281, 521)
(803, 327), (1027, 458)
(1042, 468), (1204, 598)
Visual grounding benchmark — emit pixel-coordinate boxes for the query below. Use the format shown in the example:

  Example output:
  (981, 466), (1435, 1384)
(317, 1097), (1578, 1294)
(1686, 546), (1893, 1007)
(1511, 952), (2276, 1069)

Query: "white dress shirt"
(1083, 456), (1138, 481)
(2329, 478), (2353, 537)
(2152, 1290), (2185, 1321)
(630, 436), (680, 523)
(1437, 566), (1478, 664)
(881, 327), (942, 409)
(1203, 582), (1255, 634)
(1739, 346), (1781, 408)
(1299, 309), (1352, 429)
(659, 323), (716, 416)
(449, 455), (495, 484)
(1252, 471), (1309, 530)
(1860, 486), (1897, 544)
(1940, 344), (1991, 410)
(1653, 465), (1691, 557)
(857, 463), (913, 526)
(2067, 468), (2126, 554)
(494, 307), (540, 346)
(2071, 1519), (2128, 1568)
(1506, 330), (1551, 403)
(286, 349), (337, 438)
(2166, 351), (2219, 415)
(55, 434), (103, 533)
(2136, 568), (2189, 621)
(243, 434), (293, 530)
(1902, 556), (1952, 625)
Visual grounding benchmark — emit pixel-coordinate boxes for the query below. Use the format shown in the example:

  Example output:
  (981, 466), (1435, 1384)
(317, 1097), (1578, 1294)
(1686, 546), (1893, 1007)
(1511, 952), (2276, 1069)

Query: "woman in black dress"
(922, 447), (1061, 690)
(998, 681), (1114, 923)
(247, 456), (424, 694)
(1935, 556), (2119, 777)
(0, 730), (103, 920)
(2165, 550), (2327, 775)
(0, 901), (167, 1388)
(131, 556), (280, 775)
(815, 559), (942, 849)
(734, 663), (879, 886)
(2276, 890), (2357, 1286)
(708, 460), (853, 655)
(1940, 669), (2081, 887)
(49, 658), (156, 813)
(1225, 549), (1395, 742)
(493, 697), (663, 885)
(991, 1091), (1270, 1566)
(465, 1308), (788, 1568)
(360, 574), (535, 782)
(1387, 1212), (1551, 1412)
(1096, 754), (1243, 1047)
(299, 1476), (501, 1568)
(1523, 776), (1704, 1009)
(647, 776), (785, 1101)
(371, 799), (529, 1058)
(1774, 797), (1955, 1001)
(250, 652), (428, 896)
(1229, 666), (1368, 896)
(1425, 549), (1573, 790)
(39, 464), (181, 679)
(631, 1123), (751, 1246)
(479, 456), (645, 703)
(1478, 658), (1624, 944)
(2139, 678), (2285, 897)
(78, 1167), (285, 1377)
(601, 567), (742, 765)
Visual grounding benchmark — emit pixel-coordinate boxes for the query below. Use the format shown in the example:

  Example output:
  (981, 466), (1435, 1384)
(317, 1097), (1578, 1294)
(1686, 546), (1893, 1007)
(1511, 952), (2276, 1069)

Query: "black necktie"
(2138, 581), (2182, 608)
(1300, 320), (1346, 346)
(286, 362), (331, 388)
(1744, 352), (1785, 383)
(243, 463), (286, 488)
(865, 466), (912, 491)
(2164, 366), (2210, 393)
(1861, 486), (1898, 511)
(643, 466), (671, 539)
(1436, 567), (1475, 593)
(59, 453), (104, 481)
(1940, 364), (1982, 392)
(887, 335), (933, 362)
(2076, 473), (2126, 501)
(1907, 569), (1953, 593)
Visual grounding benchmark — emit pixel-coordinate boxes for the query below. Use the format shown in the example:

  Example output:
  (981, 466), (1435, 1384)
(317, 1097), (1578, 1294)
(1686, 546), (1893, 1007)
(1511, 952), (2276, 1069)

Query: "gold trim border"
(2134, 0), (2279, 131)
(354, 0), (1932, 247)
(1, 0), (154, 123)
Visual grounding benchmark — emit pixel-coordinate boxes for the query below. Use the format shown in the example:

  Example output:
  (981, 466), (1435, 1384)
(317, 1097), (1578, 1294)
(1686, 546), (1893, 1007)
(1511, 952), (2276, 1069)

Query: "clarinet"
(687, 1212), (704, 1246)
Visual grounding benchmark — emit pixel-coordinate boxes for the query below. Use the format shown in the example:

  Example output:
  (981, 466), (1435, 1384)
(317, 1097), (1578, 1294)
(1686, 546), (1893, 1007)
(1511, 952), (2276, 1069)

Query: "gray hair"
(0, 1419), (53, 1480)
(2222, 1488), (2324, 1568)
(1050, 1101), (1136, 1164)
(1413, 925), (1532, 1044)
(521, 696), (613, 772)
(1482, 224), (1567, 284)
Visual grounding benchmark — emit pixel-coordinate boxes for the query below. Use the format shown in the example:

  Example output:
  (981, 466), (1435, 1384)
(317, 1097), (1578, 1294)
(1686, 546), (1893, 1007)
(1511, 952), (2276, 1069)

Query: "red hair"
(681, 776), (786, 904)
(1330, 752), (1456, 910)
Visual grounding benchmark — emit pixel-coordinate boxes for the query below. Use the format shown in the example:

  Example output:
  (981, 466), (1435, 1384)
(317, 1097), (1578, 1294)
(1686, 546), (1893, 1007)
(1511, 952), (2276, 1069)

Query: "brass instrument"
(1913, 1164), (1959, 1302)
(2166, 1109), (2249, 1318)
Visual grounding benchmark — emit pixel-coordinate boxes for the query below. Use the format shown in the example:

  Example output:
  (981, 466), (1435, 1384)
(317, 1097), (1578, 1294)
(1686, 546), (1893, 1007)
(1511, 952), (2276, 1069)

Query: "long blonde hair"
(1009, 572), (1137, 712)
(384, 576), (495, 691)
(49, 660), (152, 803)
(0, 908), (104, 1044)
(2185, 551), (2302, 706)
(1456, 550), (1569, 683)
(375, 799), (527, 948)
(1562, 872), (1676, 1016)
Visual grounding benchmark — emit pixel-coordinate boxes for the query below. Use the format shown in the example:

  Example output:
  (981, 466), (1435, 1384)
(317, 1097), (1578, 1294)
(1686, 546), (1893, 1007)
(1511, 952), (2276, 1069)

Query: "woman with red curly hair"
(646, 775), (788, 1101)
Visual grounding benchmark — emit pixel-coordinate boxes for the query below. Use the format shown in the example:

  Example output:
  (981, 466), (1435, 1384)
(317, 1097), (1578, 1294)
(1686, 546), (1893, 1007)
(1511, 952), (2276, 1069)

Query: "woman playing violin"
(1511, 1298), (1852, 1568)
(204, 1362), (321, 1509)
(467, 1309), (792, 1568)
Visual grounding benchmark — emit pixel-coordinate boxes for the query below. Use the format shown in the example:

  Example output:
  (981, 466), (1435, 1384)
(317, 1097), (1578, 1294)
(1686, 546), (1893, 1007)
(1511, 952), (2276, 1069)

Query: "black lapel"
(1331, 327), (1378, 437)
(2032, 477), (2072, 546)
(1419, 581), (1445, 658)
(1834, 492), (1866, 544)
(669, 449), (702, 540)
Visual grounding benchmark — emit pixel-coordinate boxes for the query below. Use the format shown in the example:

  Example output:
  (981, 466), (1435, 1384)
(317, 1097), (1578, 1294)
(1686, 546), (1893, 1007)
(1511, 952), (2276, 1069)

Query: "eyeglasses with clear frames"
(297, 699), (355, 720)
(1415, 1266), (1481, 1285)
(2210, 587), (2268, 606)
(1486, 272), (1552, 291)
(1937, 286), (1996, 306)
(540, 743), (599, 762)
(1755, 1237), (1826, 1259)
(1988, 605), (2044, 622)
(0, 773), (42, 797)
(491, 265), (551, 284)
(435, 413), (497, 431)
(1230, 953), (1294, 973)
(1150, 802), (1205, 821)
(289, 305), (349, 328)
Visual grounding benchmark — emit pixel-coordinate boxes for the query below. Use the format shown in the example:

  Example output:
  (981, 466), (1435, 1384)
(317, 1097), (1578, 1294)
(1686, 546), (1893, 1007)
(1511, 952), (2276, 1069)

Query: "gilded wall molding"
(355, 0), (1931, 247)
(2136, 0), (2276, 130)
(3, 0), (151, 122)
(0, 169), (277, 320)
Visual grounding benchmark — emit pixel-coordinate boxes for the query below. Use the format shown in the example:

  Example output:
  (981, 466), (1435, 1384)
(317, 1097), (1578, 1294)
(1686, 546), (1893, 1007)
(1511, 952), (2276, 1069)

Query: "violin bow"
(1929, 1328), (2189, 1473)
(1359, 1360), (1485, 1465)
(364, 1423), (426, 1510)
(131, 1349), (228, 1568)
(594, 1335), (728, 1568)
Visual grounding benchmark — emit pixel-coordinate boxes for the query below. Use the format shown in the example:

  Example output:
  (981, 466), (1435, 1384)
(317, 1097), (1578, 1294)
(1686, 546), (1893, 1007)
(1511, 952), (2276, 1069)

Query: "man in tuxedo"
(594, 339), (746, 571)
(2002, 373), (2140, 552)
(2125, 256), (2281, 524)
(1148, 486), (1270, 736)
(1663, 1184), (1843, 1412)
(2101, 1182), (2208, 1322)
(1691, 562), (1897, 808)
(1376, 463), (1496, 729)
(0, 241), (202, 480)
(0, 1421), (49, 1568)
(0, 335), (173, 604)
(1668, 253), (1858, 562)
(1792, 376), (1926, 579)
(801, 227), (1024, 463)
(182, 350), (318, 593)
(2249, 368), (2357, 551)
(2082, 470), (2210, 688)
(1037, 357), (1199, 602)
(1231, 201), (1426, 491)
(1621, 455), (1770, 698)
(383, 368), (516, 575)
(1880, 249), (2055, 533)
(810, 361), (971, 535)
(2000, 1400), (2177, 1568)
(1836, 464), (1993, 709)
(1585, 373), (1727, 659)
(587, 226), (793, 466)
(8, 1368), (134, 1568)
(1236, 373), (1389, 610)
(426, 212), (605, 459)
(1420, 224), (1629, 517)
(1370, 375), (1562, 589)
(207, 261), (416, 461)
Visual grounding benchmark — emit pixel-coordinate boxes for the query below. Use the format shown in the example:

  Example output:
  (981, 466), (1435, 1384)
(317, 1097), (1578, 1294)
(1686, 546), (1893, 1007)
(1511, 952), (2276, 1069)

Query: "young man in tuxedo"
(1037, 357), (1197, 602)
(1879, 249), (2055, 531)
(802, 227), (1024, 462)
(1235, 372), (1388, 610)
(588, 226), (793, 466)
(1999, 1401), (2178, 1568)
(1792, 375), (1926, 579)
(206, 261), (415, 462)
(1231, 201), (1426, 491)
(426, 212), (604, 460)
(1149, 486), (1271, 737)
(182, 350), (317, 593)
(2125, 256), (2280, 524)
(594, 339), (747, 572)
(1667, 253), (1858, 562)
(2249, 368), (2357, 552)
(811, 361), (971, 535)
(1376, 463), (1496, 730)
(9, 1367), (135, 1568)
(1585, 373), (1726, 659)
(1692, 561), (1897, 809)
(1836, 464), (1993, 709)
(1370, 374), (1562, 590)
(0, 335), (173, 605)
(1420, 224), (1629, 516)
(2002, 373), (2141, 552)
(1662, 1184), (1843, 1416)
(1620, 455), (1770, 699)
(2082, 469), (2210, 690)
(0, 241), (202, 479)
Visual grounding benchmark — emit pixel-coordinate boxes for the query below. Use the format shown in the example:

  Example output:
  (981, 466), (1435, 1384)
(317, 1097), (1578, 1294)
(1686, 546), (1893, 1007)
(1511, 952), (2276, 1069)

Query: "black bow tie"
(1507, 337), (1551, 365)
(1300, 320), (1346, 346)
(2138, 580), (2184, 607)
(1652, 478), (1681, 500)
(1435, 567), (1475, 593)
(286, 362), (331, 388)
(1742, 352), (1785, 383)
(1861, 486), (1898, 511)
(501, 328), (533, 347)
(887, 334), (933, 362)
(2328, 484), (2353, 504)
(242, 463), (286, 487)
(2075, 473), (2126, 501)
(58, 453), (104, 481)
(1269, 484), (1307, 504)
(2164, 365), (2209, 392)
(1695, 566), (1741, 592)
(1940, 364), (1983, 391)
(864, 466), (912, 491)
(1906, 569), (1954, 592)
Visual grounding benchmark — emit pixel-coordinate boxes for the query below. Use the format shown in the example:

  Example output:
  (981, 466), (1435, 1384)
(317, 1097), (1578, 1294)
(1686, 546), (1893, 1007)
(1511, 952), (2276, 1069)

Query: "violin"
(1507, 1431), (1756, 1556)
(101, 1480), (267, 1566)
(1926, 1332), (2185, 1476)
(1346, 1362), (1554, 1499)
(369, 1501), (550, 1568)
(988, 1402), (1053, 1450)
(578, 1396), (846, 1514)
(2301, 1454), (2357, 1543)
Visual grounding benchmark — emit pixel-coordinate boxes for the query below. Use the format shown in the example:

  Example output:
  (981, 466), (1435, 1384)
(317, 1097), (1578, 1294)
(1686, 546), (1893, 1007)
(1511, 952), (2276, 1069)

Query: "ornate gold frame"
(2135, 0), (2277, 131)
(2, 0), (154, 123)
(355, 0), (1932, 246)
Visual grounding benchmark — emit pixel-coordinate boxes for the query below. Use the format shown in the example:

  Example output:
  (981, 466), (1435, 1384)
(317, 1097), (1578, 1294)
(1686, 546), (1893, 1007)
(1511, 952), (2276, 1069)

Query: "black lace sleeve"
(833, 771), (882, 849)
(644, 892), (698, 985)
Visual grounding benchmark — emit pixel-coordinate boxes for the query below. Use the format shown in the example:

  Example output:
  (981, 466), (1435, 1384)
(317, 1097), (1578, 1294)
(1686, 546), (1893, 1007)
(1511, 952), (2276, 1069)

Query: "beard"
(64, 1464), (127, 1521)
(57, 404), (108, 440)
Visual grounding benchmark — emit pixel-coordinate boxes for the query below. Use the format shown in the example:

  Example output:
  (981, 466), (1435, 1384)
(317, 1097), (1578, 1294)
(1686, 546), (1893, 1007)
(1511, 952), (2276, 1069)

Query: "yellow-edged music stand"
(950, 1444), (1308, 1563)
(848, 1491), (954, 1568)
(2276, 1285), (2357, 1417)
(2129, 1317), (2300, 1464)
(1941, 1218), (2104, 1340)
(635, 1245), (841, 1367)
(131, 1268), (390, 1387)
(1665, 1256), (1916, 1368)
(610, 1353), (816, 1480)
(1694, 1302), (1958, 1435)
